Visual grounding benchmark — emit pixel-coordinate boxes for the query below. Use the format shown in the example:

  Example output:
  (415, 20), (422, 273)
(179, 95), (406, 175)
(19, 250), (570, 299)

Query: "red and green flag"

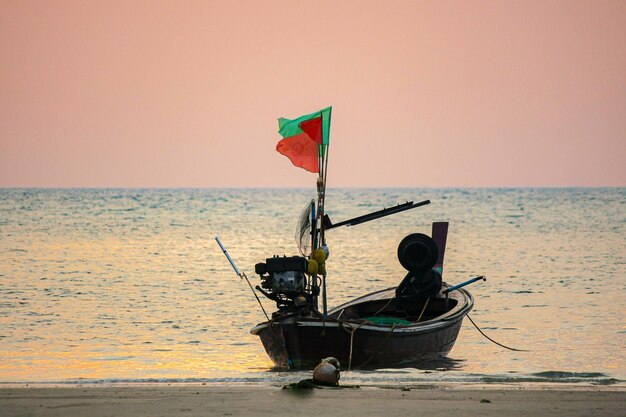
(276, 106), (332, 173)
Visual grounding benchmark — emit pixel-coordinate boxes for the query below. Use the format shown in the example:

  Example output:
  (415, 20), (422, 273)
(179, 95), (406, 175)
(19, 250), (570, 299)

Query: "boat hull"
(251, 286), (473, 369)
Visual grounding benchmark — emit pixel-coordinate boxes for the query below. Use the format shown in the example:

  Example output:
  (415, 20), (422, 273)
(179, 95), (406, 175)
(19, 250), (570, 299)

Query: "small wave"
(481, 371), (621, 385)
(3, 369), (623, 387)
(89, 356), (136, 361)
(532, 371), (606, 379)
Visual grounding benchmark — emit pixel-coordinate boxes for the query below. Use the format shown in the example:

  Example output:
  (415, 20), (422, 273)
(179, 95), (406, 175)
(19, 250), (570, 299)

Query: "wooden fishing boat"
(251, 284), (474, 369)
(216, 106), (485, 369)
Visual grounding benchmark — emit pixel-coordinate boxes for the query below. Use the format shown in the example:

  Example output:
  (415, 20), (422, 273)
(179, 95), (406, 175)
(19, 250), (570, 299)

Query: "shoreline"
(2, 383), (625, 417)
(1, 381), (624, 390)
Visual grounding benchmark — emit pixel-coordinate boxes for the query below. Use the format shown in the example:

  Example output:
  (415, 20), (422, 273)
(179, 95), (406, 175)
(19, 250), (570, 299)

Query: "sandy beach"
(1, 384), (624, 417)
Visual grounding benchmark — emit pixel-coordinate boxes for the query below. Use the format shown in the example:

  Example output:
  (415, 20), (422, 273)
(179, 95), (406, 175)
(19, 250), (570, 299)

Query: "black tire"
(397, 233), (439, 273)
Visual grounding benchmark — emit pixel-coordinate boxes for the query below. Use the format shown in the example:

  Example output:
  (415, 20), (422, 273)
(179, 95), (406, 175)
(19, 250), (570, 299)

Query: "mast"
(275, 105), (331, 316)
(316, 107), (331, 247)
(315, 109), (330, 317)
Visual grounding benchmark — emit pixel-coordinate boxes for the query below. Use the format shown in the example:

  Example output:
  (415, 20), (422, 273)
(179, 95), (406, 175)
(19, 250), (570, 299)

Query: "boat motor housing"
(255, 256), (308, 308)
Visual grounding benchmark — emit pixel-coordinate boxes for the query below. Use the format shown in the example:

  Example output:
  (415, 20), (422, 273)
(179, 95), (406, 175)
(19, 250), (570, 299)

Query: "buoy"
(322, 357), (340, 369)
(312, 249), (327, 265)
(312, 357), (340, 386)
(317, 263), (326, 275)
(307, 259), (319, 275)
(320, 245), (330, 260)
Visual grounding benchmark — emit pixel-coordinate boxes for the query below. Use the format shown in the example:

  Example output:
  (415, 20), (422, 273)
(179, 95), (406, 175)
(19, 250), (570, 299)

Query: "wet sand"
(1, 384), (624, 417)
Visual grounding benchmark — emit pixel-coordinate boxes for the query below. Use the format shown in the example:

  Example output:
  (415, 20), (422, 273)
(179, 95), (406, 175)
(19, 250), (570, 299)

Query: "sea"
(1, 188), (624, 387)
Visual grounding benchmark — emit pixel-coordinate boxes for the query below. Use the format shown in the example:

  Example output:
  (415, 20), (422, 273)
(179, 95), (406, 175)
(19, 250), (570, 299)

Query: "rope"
(416, 298), (430, 322)
(241, 273), (270, 321)
(341, 321), (367, 371)
(340, 320), (399, 371)
(467, 314), (529, 352)
(341, 294), (415, 370)
(341, 294), (397, 370)
(371, 296), (395, 317)
(355, 324), (397, 369)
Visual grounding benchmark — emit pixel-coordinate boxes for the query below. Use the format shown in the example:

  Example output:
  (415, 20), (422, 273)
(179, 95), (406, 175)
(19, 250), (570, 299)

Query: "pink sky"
(1, 0), (624, 187)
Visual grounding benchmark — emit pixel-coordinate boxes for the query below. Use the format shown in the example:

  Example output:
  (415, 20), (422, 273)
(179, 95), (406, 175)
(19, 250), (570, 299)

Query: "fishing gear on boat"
(215, 236), (270, 322)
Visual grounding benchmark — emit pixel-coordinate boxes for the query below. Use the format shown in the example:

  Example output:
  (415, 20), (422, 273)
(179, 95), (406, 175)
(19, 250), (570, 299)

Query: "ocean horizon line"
(1, 185), (624, 191)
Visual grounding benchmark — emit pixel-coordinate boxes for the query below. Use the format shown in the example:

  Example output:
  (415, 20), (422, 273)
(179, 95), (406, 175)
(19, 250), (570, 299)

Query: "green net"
(363, 316), (413, 325)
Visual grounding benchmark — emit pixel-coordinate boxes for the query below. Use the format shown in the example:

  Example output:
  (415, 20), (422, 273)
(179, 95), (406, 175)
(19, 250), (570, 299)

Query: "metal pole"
(443, 276), (486, 295)
(310, 200), (316, 256)
(317, 109), (330, 319)
(215, 236), (241, 275)
(215, 237), (270, 321)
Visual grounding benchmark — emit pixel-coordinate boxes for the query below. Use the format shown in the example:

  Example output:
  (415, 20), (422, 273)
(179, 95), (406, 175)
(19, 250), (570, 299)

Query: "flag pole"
(317, 109), (331, 318)
(321, 109), (331, 245)
(320, 143), (328, 318)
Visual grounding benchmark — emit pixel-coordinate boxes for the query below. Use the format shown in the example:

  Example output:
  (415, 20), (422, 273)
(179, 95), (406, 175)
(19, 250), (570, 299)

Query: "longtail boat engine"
(254, 256), (318, 312)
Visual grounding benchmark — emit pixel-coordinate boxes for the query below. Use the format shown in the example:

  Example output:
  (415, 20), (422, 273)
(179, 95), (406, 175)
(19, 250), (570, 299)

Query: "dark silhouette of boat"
(251, 284), (474, 369)
(248, 218), (484, 370)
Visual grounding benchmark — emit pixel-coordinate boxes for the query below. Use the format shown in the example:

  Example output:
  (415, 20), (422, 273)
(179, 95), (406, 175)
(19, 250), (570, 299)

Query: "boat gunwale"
(250, 285), (474, 335)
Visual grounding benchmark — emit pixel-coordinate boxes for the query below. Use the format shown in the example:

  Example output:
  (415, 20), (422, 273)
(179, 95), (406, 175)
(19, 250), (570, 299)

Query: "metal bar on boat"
(215, 236), (241, 276)
(443, 276), (486, 295)
(215, 236), (271, 321)
(323, 199), (431, 230)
